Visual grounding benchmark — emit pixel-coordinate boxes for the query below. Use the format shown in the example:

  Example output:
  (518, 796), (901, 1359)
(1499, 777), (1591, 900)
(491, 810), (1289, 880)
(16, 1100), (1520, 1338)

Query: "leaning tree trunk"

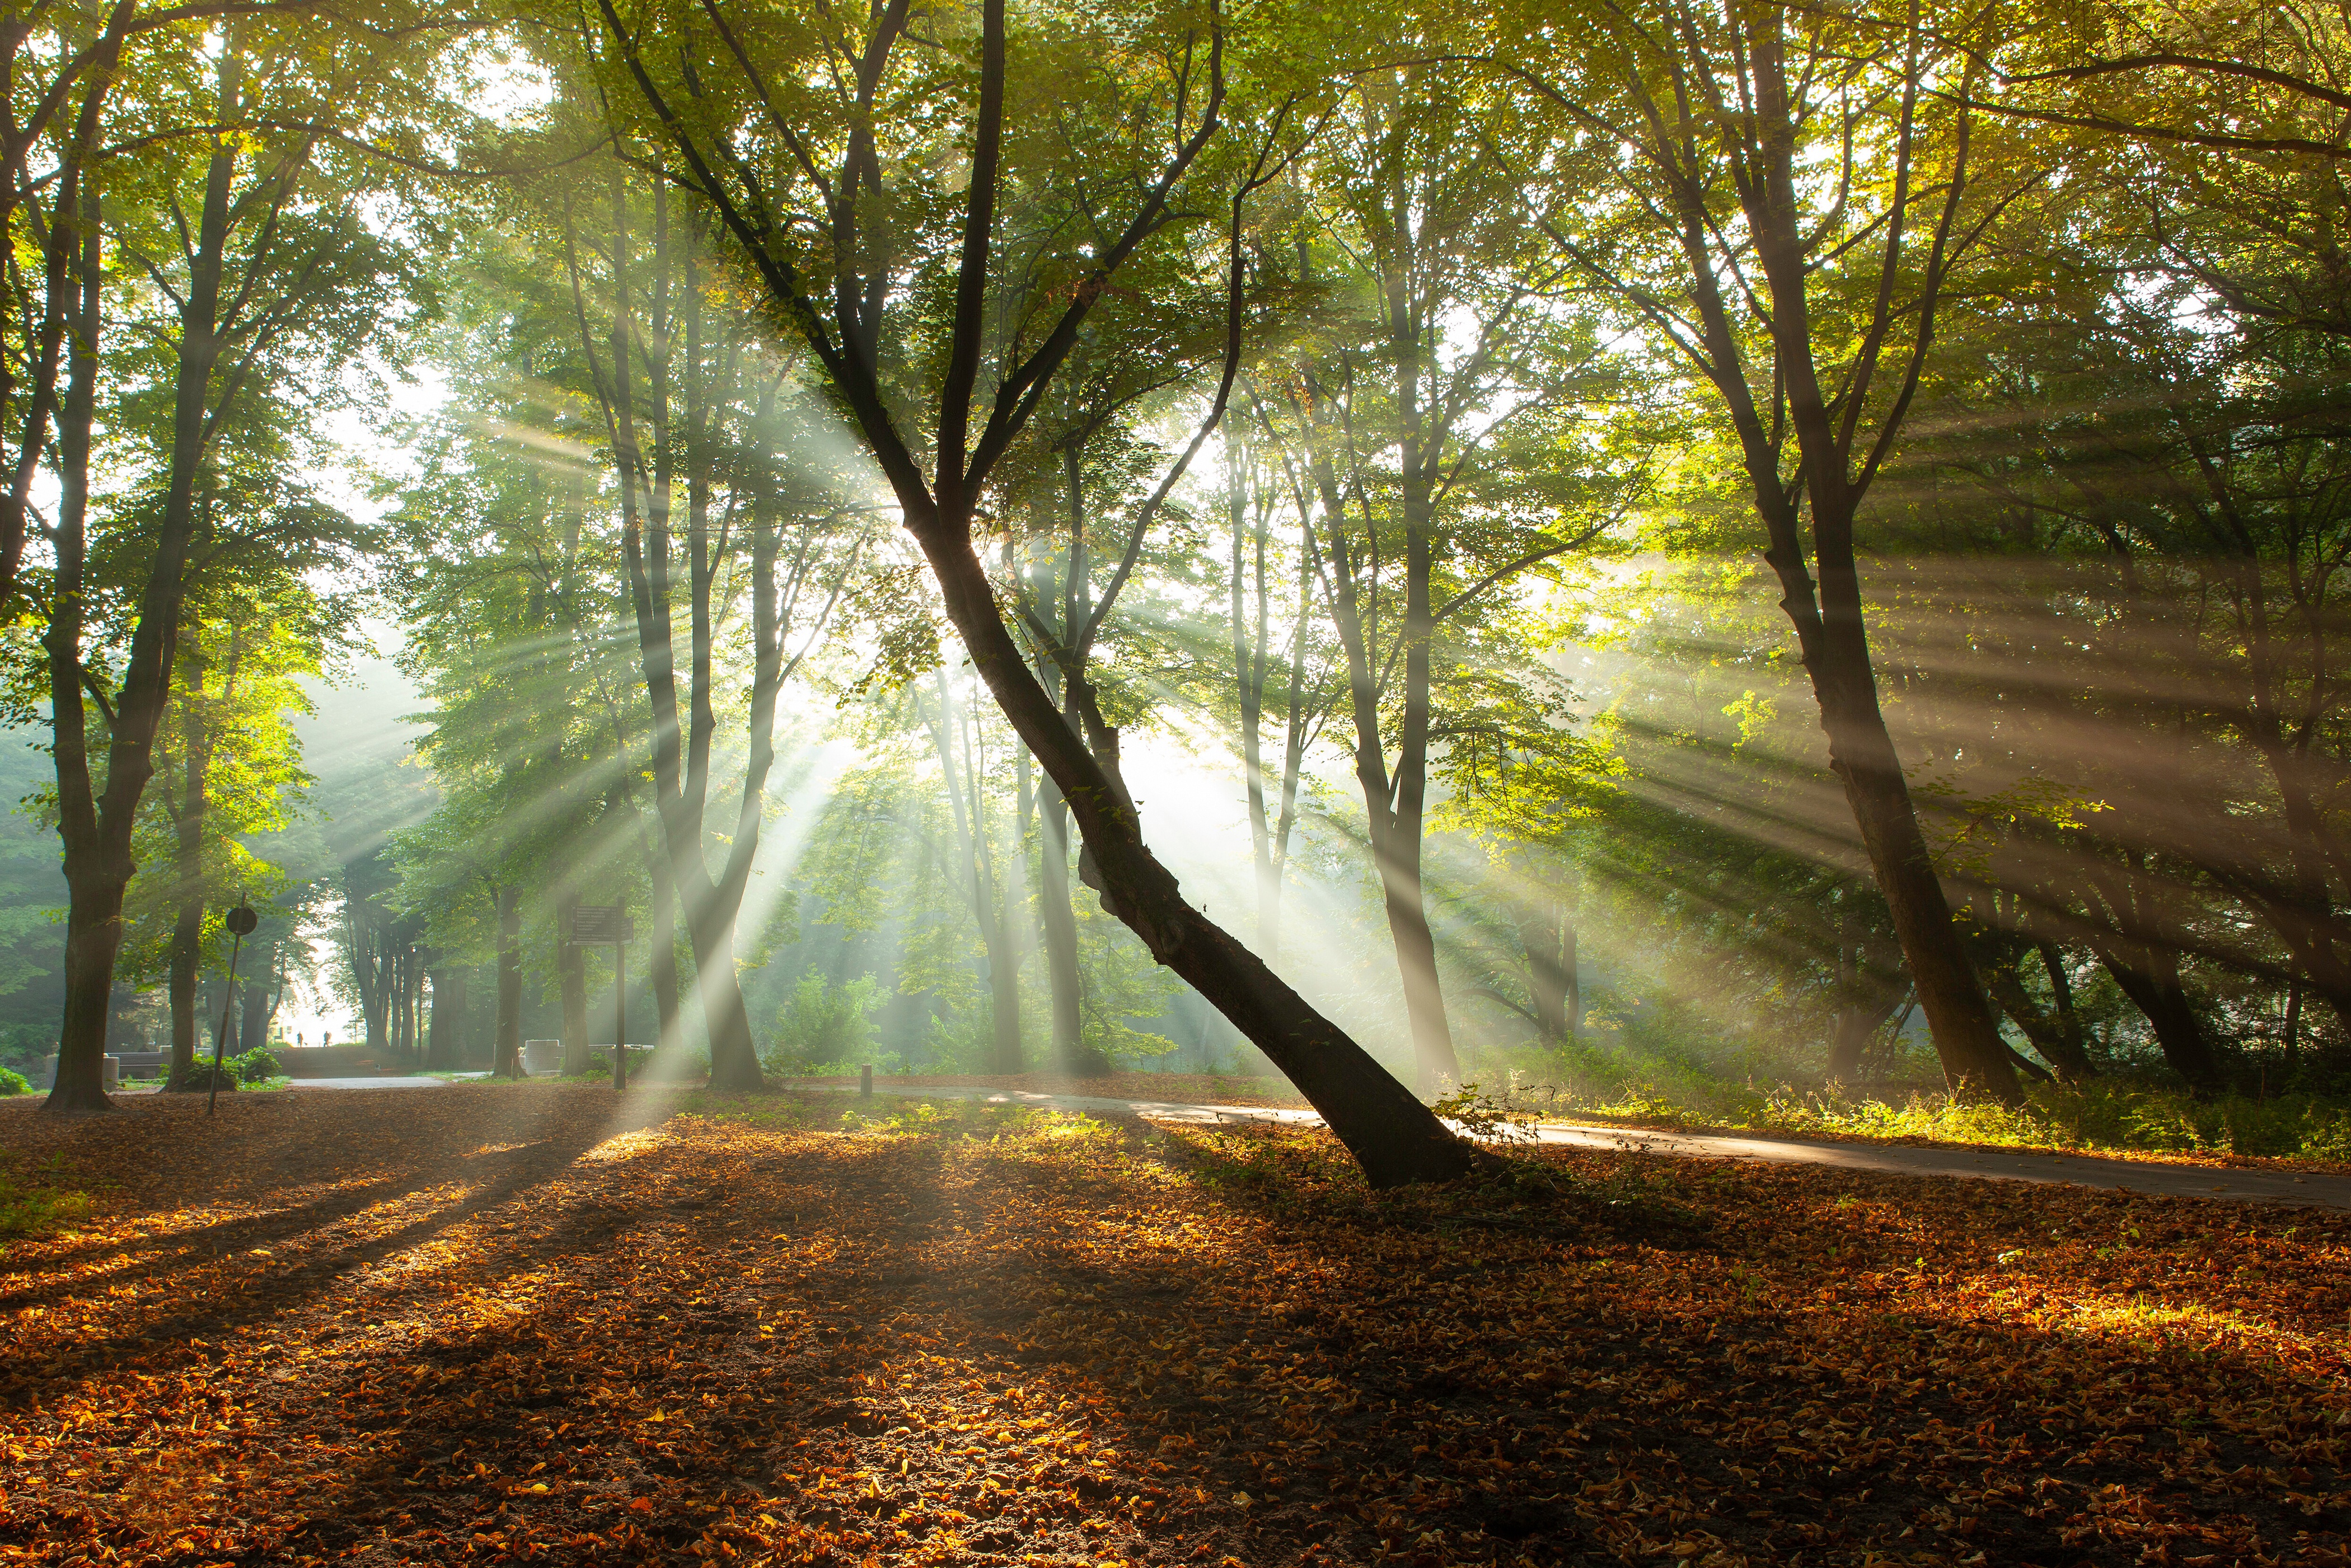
(601, 0), (1478, 1183)
(1983, 960), (2097, 1083)
(910, 510), (1478, 1187)
(1814, 657), (2020, 1100)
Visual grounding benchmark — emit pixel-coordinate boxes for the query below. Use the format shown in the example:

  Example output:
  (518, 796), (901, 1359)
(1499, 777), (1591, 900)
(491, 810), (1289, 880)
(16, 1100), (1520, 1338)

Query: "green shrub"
(0, 1065), (27, 1096)
(179, 1060), (240, 1092)
(232, 1047), (280, 1084)
(760, 972), (886, 1074)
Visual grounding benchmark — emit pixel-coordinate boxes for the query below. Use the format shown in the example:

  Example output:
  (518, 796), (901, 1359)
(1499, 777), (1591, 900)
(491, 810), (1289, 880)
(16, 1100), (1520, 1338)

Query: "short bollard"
(859, 1064), (873, 1097)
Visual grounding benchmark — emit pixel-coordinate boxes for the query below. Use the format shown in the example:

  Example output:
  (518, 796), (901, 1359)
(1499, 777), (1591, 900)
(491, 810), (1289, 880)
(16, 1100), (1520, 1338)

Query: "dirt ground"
(2, 1082), (2348, 1566)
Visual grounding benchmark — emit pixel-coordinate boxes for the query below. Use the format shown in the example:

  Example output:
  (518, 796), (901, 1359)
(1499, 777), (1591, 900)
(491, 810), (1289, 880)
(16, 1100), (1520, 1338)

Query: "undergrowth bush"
(0, 1064), (27, 1096)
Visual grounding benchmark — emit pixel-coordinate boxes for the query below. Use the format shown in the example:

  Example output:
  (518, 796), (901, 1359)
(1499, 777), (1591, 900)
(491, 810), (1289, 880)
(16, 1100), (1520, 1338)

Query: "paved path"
(784, 1080), (2351, 1211)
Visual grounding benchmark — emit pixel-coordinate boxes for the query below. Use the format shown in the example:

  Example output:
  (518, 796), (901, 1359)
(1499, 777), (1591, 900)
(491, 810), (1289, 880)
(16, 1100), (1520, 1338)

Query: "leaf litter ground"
(1, 1083), (2347, 1567)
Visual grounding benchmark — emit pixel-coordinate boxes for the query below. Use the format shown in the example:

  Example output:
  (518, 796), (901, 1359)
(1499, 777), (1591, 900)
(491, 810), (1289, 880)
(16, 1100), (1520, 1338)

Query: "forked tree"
(584, 0), (1477, 1183)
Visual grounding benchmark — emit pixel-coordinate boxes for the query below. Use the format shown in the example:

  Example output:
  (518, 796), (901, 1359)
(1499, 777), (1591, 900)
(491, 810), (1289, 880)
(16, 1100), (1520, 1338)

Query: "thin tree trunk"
(1231, 445), (1273, 945)
(494, 886), (523, 1076)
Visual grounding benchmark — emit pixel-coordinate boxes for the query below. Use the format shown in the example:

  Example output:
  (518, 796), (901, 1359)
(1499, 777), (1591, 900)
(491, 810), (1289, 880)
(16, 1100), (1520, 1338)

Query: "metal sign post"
(208, 905), (259, 1116)
(566, 906), (636, 1089)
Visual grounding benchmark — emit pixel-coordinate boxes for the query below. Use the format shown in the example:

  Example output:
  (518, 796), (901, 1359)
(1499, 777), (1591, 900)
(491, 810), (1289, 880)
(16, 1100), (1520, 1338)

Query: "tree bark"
(494, 886), (523, 1076)
(930, 670), (1024, 1073)
(559, 903), (590, 1074)
(1519, 901), (1576, 1043)
(1035, 790), (1090, 1071)
(1980, 944), (2097, 1083)
(239, 959), (270, 1056)
(42, 178), (115, 1114)
(2096, 946), (2225, 1094)
(425, 962), (465, 1071)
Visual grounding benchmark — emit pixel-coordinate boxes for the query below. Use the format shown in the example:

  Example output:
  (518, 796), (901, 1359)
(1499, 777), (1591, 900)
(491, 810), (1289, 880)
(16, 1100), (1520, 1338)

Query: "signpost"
(208, 904), (259, 1115)
(566, 906), (635, 1089)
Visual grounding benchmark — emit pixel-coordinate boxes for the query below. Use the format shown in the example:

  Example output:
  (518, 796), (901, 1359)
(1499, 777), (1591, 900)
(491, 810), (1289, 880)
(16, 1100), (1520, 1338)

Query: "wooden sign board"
(568, 905), (635, 944)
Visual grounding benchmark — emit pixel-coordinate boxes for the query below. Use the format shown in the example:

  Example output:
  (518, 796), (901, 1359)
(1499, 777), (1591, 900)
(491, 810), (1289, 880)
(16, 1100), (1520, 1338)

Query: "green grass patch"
(0, 1154), (91, 1242)
(1486, 1069), (2351, 1163)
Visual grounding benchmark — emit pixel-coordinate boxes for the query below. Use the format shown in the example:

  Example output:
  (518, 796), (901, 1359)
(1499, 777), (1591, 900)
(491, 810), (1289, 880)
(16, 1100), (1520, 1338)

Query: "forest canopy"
(2, 0), (2348, 1175)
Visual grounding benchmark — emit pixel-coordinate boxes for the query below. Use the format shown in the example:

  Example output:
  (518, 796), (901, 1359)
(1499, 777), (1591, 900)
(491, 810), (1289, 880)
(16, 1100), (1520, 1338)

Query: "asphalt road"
(784, 1080), (2351, 1211)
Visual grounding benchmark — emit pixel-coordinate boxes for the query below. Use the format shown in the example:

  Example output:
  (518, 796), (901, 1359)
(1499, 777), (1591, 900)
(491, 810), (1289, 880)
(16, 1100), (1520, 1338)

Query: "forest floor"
(2, 1082), (2348, 1567)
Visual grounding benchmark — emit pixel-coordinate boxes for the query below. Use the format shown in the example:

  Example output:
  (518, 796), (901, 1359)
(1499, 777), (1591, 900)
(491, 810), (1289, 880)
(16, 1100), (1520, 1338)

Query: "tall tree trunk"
(690, 907), (755, 1085)
(1230, 445), (1274, 944)
(1028, 457), (1095, 1075)
(1263, 512), (1312, 963)
(43, 179), (116, 1113)
(1603, 21), (2022, 1106)
(402, 948), (425, 1066)
(647, 854), (682, 1051)
(1036, 787), (1088, 1071)
(2096, 945), (2224, 1094)
(360, 926), (392, 1055)
(238, 957), (270, 1056)
(1519, 901), (1575, 1043)
(1304, 434), (1460, 1093)
(559, 905), (590, 1073)
(50, 54), (298, 1110)
(494, 886), (523, 1076)
(425, 962), (465, 1071)
(166, 906), (203, 1088)
(930, 670), (1023, 1072)
(162, 639), (213, 1088)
